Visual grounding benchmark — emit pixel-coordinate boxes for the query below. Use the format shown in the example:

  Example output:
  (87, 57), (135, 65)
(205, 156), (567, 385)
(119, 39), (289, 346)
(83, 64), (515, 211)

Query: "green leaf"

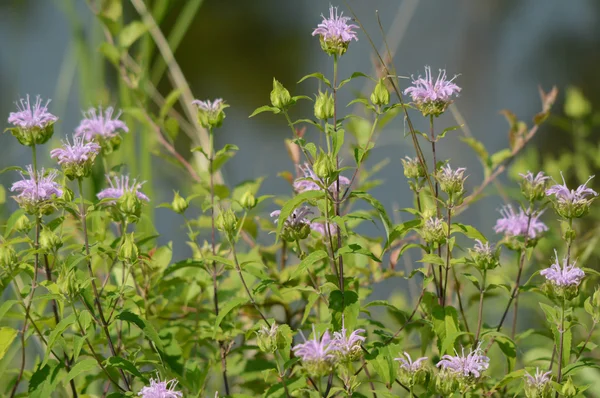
(42, 313), (76, 367)
(0, 327), (18, 360)
(463, 273), (481, 290)
(213, 297), (248, 336)
(451, 223), (486, 241)
(115, 311), (164, 351)
(98, 42), (121, 66)
(490, 149), (512, 169)
(297, 72), (331, 87)
(385, 219), (421, 251)
(119, 21), (147, 48)
(0, 300), (17, 320)
(418, 253), (445, 266)
(460, 137), (489, 167)
(159, 89), (182, 120)
(65, 358), (97, 383)
(275, 190), (324, 241)
(106, 356), (146, 381)
(349, 191), (392, 240)
(249, 105), (280, 118)
(338, 72), (371, 89)
(332, 128), (344, 157)
(329, 290), (360, 332)
(338, 243), (381, 262)
(291, 250), (328, 279)
(494, 369), (526, 389)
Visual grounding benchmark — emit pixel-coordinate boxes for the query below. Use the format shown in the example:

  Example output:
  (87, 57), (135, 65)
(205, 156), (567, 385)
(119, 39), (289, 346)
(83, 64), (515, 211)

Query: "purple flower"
(10, 165), (63, 204)
(294, 163), (350, 194)
(309, 221), (338, 237)
(312, 6), (358, 44)
(473, 239), (492, 256)
(191, 98), (225, 112)
(50, 136), (101, 166)
(437, 164), (467, 197)
(520, 171), (549, 186)
(436, 343), (490, 379)
(270, 206), (312, 228)
(75, 106), (129, 141)
(8, 95), (58, 130)
(493, 205), (547, 239)
(293, 325), (335, 364)
(546, 173), (597, 218)
(395, 352), (428, 372)
(330, 319), (365, 360)
(97, 175), (150, 203)
(137, 375), (182, 398)
(540, 250), (585, 288)
(524, 368), (552, 388)
(404, 66), (461, 104)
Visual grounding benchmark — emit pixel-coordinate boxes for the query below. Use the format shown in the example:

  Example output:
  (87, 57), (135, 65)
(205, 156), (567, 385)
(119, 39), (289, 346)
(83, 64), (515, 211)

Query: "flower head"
(421, 216), (446, 245)
(493, 205), (547, 240)
(271, 206), (313, 242)
(437, 164), (467, 203)
(50, 136), (101, 180)
(402, 156), (426, 180)
(292, 326), (335, 376)
(97, 175), (150, 203)
(330, 318), (365, 361)
(192, 98), (228, 128)
(138, 375), (182, 398)
(546, 173), (598, 219)
(404, 66), (461, 116)
(395, 352), (429, 387)
(294, 163), (350, 194)
(524, 368), (552, 398)
(541, 250), (585, 288)
(469, 239), (498, 270)
(257, 323), (279, 353)
(11, 166), (63, 214)
(7, 95), (58, 145)
(312, 5), (358, 56)
(519, 171), (549, 202)
(436, 343), (490, 379)
(395, 352), (428, 373)
(75, 106), (129, 141)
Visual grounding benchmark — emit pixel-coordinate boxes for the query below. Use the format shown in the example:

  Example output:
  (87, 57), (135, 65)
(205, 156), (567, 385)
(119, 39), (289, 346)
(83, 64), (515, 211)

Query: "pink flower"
(8, 95), (57, 130)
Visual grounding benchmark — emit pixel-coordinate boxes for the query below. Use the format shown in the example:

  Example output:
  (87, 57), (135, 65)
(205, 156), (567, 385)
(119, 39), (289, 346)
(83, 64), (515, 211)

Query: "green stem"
(474, 269), (487, 345)
(557, 298), (566, 386)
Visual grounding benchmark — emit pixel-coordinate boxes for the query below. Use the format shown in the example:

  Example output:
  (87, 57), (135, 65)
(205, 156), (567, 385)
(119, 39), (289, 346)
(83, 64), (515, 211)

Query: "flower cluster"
(404, 66), (461, 116)
(395, 352), (429, 386)
(421, 216), (446, 245)
(7, 95), (58, 145)
(469, 239), (498, 270)
(138, 375), (183, 398)
(524, 368), (553, 398)
(541, 250), (585, 299)
(75, 106), (128, 153)
(494, 205), (547, 241)
(50, 136), (101, 180)
(98, 175), (150, 221)
(192, 98), (228, 128)
(437, 164), (467, 203)
(10, 165), (63, 214)
(312, 5), (358, 56)
(546, 174), (598, 219)
(436, 344), (489, 393)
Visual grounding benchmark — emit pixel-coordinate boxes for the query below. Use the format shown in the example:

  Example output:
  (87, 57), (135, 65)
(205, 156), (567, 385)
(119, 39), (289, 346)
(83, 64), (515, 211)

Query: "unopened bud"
(312, 153), (335, 183)
(14, 214), (32, 233)
(118, 191), (142, 221)
(240, 191), (257, 210)
(314, 91), (334, 120)
(171, 191), (188, 214)
(561, 377), (577, 398)
(118, 233), (139, 263)
(40, 227), (62, 253)
(402, 156), (425, 180)
(370, 79), (390, 107)
(0, 245), (18, 269)
(421, 216), (446, 245)
(217, 209), (238, 240)
(270, 79), (292, 110)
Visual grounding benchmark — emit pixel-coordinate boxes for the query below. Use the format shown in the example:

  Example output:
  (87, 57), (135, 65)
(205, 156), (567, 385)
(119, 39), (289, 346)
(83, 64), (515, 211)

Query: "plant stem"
(556, 298), (566, 388)
(442, 206), (452, 306)
(429, 116), (444, 304)
(575, 321), (597, 360)
(474, 269), (487, 345)
(77, 179), (130, 391)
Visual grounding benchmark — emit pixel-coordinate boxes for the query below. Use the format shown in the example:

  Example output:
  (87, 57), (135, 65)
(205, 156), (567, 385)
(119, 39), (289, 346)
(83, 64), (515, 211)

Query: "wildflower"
(519, 171), (549, 202)
(39, 227), (62, 253)
(370, 78), (390, 107)
(0, 245), (18, 270)
(546, 173), (598, 219)
(395, 352), (429, 387)
(118, 233), (139, 263)
(401, 156), (426, 180)
(312, 5), (358, 56)
(270, 79), (293, 110)
(256, 323), (279, 353)
(171, 191), (188, 214)
(270, 206), (312, 242)
(10, 166), (63, 214)
(437, 164), (467, 204)
(314, 91), (335, 120)
(524, 368), (552, 398)
(293, 163), (350, 194)
(216, 208), (238, 241)
(330, 318), (365, 362)
(469, 239), (498, 270)
(404, 66), (461, 117)
(309, 221), (338, 238)
(436, 343), (490, 379)
(138, 375), (182, 398)
(97, 175), (149, 222)
(50, 136), (101, 180)
(240, 190), (257, 210)
(75, 106), (128, 153)
(541, 250), (584, 300)
(421, 216), (446, 245)
(292, 326), (335, 377)
(493, 205), (547, 241)
(192, 98), (228, 128)
(7, 95), (58, 146)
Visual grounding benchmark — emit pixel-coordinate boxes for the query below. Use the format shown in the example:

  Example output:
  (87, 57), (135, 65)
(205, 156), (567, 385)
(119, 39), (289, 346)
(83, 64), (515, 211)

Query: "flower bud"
(217, 209), (238, 241)
(314, 91), (334, 120)
(14, 214), (32, 234)
(62, 187), (75, 203)
(519, 171), (549, 203)
(312, 153), (336, 184)
(402, 156), (426, 180)
(270, 79), (292, 110)
(421, 216), (446, 245)
(39, 227), (62, 253)
(469, 240), (499, 271)
(192, 99), (228, 129)
(171, 191), (188, 214)
(437, 164), (467, 205)
(117, 191), (143, 222)
(240, 191), (257, 210)
(118, 233), (139, 263)
(435, 371), (458, 396)
(370, 79), (390, 107)
(0, 245), (18, 269)
(256, 323), (279, 353)
(561, 377), (577, 398)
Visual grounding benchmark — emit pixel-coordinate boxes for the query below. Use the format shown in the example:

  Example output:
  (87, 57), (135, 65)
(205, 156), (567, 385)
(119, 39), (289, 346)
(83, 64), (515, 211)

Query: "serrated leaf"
(65, 358), (97, 383)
